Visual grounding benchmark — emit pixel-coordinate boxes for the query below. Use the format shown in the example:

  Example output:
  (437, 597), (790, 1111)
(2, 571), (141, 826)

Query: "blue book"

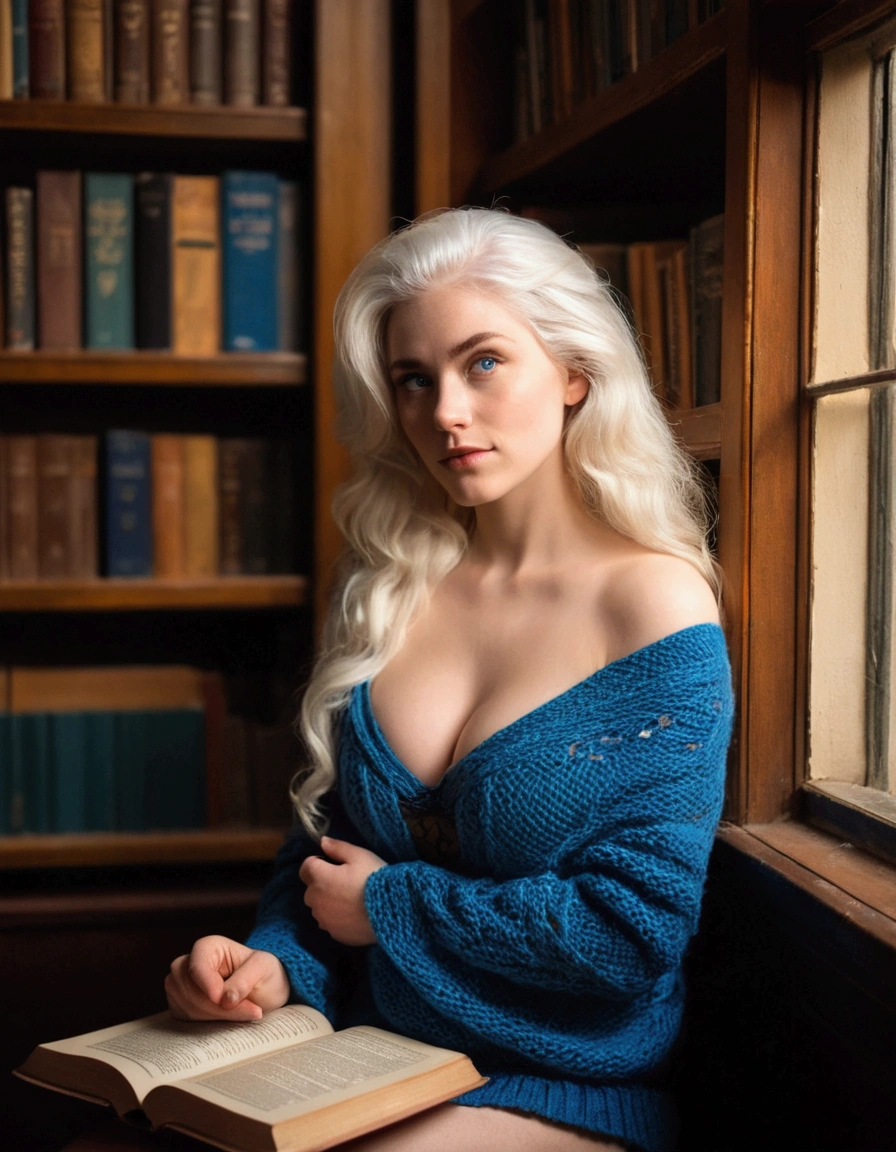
(222, 171), (279, 351)
(11, 0), (28, 98)
(104, 430), (152, 577)
(85, 173), (135, 349)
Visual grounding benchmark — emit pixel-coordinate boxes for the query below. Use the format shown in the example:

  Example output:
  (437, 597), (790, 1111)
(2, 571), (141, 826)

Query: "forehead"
(385, 284), (531, 354)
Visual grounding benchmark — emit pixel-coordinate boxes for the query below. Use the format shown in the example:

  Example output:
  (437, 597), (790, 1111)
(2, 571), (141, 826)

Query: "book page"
(163, 1027), (465, 1124)
(39, 1006), (332, 1101)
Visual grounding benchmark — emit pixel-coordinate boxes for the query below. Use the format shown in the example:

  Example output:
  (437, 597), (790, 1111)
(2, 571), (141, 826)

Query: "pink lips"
(441, 448), (492, 470)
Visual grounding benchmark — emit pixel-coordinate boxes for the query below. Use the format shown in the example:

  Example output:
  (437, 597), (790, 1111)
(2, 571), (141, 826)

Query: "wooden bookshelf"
(671, 403), (723, 460)
(0, 100), (307, 142)
(0, 351), (307, 387)
(0, 576), (308, 612)
(0, 828), (285, 870)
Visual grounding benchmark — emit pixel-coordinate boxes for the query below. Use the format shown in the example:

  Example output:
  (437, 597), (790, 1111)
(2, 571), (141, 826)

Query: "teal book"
(222, 171), (279, 351)
(48, 713), (90, 833)
(145, 708), (206, 830)
(10, 713), (52, 833)
(12, 0), (29, 98)
(114, 711), (150, 832)
(85, 173), (135, 349)
(83, 712), (117, 832)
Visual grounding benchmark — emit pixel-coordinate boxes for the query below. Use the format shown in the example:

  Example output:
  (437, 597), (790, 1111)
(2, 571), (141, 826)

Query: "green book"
(85, 173), (135, 349)
(48, 713), (90, 833)
(83, 712), (116, 832)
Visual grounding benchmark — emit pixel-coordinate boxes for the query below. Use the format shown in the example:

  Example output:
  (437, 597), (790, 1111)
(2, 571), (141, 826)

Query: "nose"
(432, 373), (472, 431)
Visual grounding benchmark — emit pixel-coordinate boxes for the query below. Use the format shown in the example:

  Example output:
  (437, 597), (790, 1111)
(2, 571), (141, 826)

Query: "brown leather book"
(190, 0), (222, 105)
(151, 434), (186, 579)
(172, 175), (221, 354)
(224, 0), (259, 106)
(29, 0), (66, 99)
(151, 0), (189, 104)
(0, 2), (13, 99)
(183, 435), (219, 577)
(37, 434), (72, 580)
(115, 0), (151, 102)
(217, 438), (245, 575)
(70, 435), (99, 579)
(36, 171), (83, 351)
(68, 0), (107, 102)
(6, 436), (38, 581)
(262, 0), (291, 106)
(5, 187), (35, 351)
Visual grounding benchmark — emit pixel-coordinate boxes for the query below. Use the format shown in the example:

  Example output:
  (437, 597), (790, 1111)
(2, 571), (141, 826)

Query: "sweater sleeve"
(244, 791), (370, 1021)
(363, 671), (732, 1010)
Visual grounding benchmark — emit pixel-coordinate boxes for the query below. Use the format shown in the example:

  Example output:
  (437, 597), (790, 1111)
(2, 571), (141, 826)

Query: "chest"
(370, 580), (607, 787)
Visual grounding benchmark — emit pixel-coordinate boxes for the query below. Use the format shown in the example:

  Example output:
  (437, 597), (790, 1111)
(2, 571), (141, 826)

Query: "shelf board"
(0, 350), (307, 386)
(0, 576), (309, 612)
(0, 100), (307, 141)
(475, 10), (727, 204)
(0, 828), (286, 870)
(670, 402), (722, 460)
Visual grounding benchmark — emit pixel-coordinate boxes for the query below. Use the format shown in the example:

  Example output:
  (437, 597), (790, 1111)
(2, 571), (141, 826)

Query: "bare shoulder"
(599, 551), (721, 663)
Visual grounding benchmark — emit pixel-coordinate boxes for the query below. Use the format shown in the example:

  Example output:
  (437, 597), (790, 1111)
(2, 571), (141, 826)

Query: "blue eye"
(475, 356), (497, 372)
(399, 374), (430, 392)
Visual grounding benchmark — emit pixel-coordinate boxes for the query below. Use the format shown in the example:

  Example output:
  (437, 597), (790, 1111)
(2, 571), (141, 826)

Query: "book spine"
(5, 187), (35, 351)
(240, 438), (271, 574)
(70, 435), (99, 579)
(217, 438), (244, 574)
(115, 0), (151, 102)
(190, 0), (222, 105)
(68, 0), (107, 102)
(172, 175), (221, 354)
(135, 171), (172, 349)
(104, 430), (152, 577)
(222, 170), (279, 351)
(85, 172), (135, 349)
(151, 433), (186, 578)
(276, 179), (300, 351)
(37, 434), (73, 579)
(12, 0), (29, 97)
(49, 712), (89, 832)
(270, 436), (299, 573)
(36, 170), (83, 351)
(7, 435), (38, 580)
(0, 2), (12, 99)
(689, 213), (724, 406)
(152, 0), (189, 104)
(224, 0), (259, 106)
(28, 0), (66, 99)
(183, 435), (219, 577)
(262, 0), (290, 106)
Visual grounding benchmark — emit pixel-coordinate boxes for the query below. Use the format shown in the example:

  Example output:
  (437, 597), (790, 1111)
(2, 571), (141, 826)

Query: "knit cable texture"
(246, 622), (734, 1152)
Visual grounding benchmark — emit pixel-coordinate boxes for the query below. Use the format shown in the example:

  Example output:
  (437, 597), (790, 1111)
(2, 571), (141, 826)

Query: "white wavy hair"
(291, 207), (719, 835)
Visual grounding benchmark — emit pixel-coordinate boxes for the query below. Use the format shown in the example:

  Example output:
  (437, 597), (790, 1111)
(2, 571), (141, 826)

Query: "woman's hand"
(299, 837), (386, 946)
(165, 935), (291, 1022)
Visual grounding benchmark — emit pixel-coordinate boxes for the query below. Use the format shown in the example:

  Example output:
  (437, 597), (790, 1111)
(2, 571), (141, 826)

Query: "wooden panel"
(416, 0), (452, 212)
(0, 352), (306, 387)
(671, 402), (722, 459)
(0, 829), (284, 870)
(314, 0), (392, 628)
(741, 5), (807, 822)
(0, 101), (307, 141)
(0, 576), (308, 612)
(807, 0), (896, 52)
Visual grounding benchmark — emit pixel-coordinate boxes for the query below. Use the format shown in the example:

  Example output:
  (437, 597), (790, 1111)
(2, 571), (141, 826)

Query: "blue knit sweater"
(246, 623), (733, 1152)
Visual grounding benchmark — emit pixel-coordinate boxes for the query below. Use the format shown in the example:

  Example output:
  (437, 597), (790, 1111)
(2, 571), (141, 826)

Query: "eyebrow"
(389, 331), (510, 371)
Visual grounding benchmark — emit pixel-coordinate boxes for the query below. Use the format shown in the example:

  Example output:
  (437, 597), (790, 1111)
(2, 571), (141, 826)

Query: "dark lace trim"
(398, 798), (461, 869)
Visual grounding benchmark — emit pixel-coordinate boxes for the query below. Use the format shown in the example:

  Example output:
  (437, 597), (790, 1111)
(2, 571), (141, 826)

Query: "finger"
(220, 951), (279, 1012)
(319, 836), (355, 863)
(299, 855), (330, 885)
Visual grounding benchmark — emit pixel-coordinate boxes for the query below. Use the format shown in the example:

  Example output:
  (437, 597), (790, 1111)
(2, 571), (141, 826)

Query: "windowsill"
(716, 819), (896, 952)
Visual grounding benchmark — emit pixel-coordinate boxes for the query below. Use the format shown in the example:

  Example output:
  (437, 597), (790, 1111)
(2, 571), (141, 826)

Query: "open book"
(15, 1005), (486, 1152)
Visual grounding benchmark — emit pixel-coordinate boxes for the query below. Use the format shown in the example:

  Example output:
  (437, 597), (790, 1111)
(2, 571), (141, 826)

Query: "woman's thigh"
(336, 1103), (626, 1152)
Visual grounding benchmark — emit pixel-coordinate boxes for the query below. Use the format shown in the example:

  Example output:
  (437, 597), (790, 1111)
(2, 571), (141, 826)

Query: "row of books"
(0, 0), (294, 107)
(580, 213), (723, 408)
(0, 664), (298, 834)
(513, 0), (724, 140)
(0, 430), (299, 581)
(2, 169), (301, 353)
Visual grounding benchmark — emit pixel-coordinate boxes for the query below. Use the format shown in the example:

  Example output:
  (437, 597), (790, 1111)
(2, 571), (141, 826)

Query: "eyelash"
(396, 354), (501, 393)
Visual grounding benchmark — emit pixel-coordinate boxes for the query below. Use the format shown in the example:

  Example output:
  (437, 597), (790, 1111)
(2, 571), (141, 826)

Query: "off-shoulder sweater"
(245, 623), (734, 1152)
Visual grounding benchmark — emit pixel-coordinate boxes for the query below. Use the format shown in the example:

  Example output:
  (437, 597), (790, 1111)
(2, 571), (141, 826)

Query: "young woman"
(165, 208), (734, 1152)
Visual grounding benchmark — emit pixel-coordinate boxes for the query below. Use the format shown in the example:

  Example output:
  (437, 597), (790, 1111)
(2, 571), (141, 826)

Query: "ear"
(564, 370), (589, 407)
